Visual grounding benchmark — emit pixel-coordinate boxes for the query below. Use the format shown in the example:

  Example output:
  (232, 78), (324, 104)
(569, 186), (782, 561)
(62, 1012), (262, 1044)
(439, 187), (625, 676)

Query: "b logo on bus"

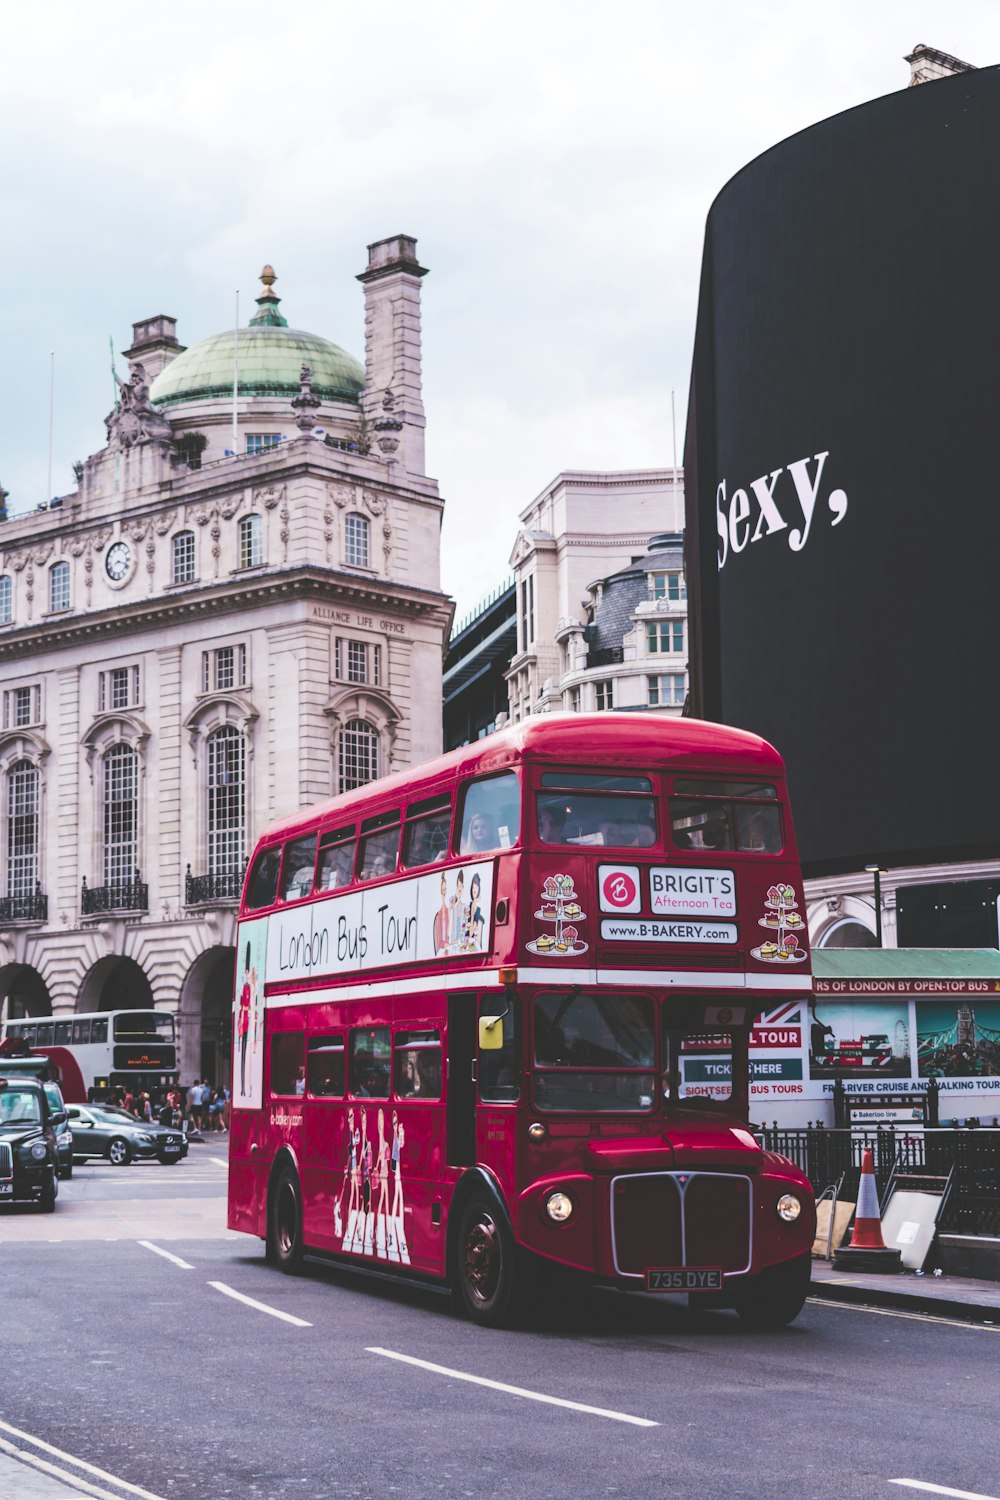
(598, 865), (641, 913)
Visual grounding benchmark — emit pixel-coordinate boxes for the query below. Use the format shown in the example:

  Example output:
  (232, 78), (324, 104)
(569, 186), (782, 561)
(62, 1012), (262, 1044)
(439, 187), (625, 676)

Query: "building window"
(651, 571), (686, 602)
(339, 720), (379, 792)
(334, 638), (382, 686)
(176, 432), (206, 470)
(172, 531), (196, 584)
(647, 673), (686, 708)
(566, 687), (580, 713)
(246, 434), (281, 456)
(6, 760), (39, 901)
(520, 574), (535, 649)
(98, 666), (140, 713)
(595, 679), (614, 712)
(102, 744), (138, 887)
(646, 620), (685, 655)
(344, 513), (370, 569)
(202, 644), (247, 693)
(239, 514), (263, 569)
(50, 561), (70, 613)
(0, 575), (11, 624)
(3, 685), (41, 729)
(207, 726), (245, 878)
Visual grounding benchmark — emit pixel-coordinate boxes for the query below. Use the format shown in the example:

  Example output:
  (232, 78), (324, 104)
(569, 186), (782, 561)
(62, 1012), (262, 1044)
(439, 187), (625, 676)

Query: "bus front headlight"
(776, 1193), (801, 1223)
(545, 1191), (574, 1223)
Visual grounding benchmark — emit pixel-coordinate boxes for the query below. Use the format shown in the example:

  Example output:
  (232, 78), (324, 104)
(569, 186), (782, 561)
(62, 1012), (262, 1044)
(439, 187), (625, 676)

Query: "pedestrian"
(209, 1086), (227, 1132)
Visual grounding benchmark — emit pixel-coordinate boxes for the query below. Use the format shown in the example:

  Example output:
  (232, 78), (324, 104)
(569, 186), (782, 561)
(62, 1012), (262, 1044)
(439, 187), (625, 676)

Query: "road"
(2, 1142), (999, 1500)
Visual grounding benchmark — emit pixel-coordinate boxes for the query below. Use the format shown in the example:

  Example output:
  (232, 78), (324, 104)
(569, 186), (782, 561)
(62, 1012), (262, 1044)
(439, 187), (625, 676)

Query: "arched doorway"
(77, 956), (155, 1013)
(178, 948), (235, 1089)
(0, 963), (52, 1025)
(816, 918), (878, 949)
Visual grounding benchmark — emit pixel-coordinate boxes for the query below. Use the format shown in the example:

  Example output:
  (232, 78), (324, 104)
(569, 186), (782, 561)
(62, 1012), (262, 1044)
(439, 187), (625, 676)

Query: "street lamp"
(864, 864), (886, 947)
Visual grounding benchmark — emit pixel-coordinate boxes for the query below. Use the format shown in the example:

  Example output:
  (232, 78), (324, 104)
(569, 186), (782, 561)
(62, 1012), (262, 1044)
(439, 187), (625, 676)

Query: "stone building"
(504, 469), (685, 719)
(0, 235), (452, 1084)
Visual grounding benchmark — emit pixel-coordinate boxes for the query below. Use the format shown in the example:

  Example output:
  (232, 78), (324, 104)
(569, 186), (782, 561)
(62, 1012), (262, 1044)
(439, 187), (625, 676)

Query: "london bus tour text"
(227, 714), (816, 1327)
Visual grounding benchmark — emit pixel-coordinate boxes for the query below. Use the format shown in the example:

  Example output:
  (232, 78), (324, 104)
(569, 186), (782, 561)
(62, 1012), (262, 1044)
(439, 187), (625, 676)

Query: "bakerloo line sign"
(715, 450), (849, 570)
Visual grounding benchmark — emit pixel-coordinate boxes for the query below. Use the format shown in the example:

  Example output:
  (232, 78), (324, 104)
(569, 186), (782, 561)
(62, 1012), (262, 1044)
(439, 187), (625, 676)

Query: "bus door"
(447, 994), (477, 1167)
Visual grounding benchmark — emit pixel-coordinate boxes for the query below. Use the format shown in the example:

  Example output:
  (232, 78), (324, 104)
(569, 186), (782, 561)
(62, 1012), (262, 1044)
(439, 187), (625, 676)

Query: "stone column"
(357, 235), (428, 476)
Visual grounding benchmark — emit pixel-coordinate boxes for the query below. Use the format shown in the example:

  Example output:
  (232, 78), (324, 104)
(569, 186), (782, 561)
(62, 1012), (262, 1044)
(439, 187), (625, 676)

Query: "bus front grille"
(610, 1171), (752, 1277)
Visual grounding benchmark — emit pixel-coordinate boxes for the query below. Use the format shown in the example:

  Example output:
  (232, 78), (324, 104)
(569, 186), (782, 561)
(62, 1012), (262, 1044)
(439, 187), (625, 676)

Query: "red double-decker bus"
(227, 714), (816, 1326)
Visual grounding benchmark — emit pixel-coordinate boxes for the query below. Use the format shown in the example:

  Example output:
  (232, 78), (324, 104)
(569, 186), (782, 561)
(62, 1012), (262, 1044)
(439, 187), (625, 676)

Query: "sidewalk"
(810, 1261), (1000, 1321)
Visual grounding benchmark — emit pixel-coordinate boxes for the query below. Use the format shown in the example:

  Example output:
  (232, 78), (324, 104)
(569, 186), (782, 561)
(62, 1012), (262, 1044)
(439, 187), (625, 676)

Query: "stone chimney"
(122, 315), (186, 380)
(357, 235), (428, 475)
(904, 43), (976, 87)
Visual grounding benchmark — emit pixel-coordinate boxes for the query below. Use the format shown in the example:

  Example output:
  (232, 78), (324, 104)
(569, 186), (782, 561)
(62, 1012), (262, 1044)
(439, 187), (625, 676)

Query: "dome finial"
(249, 264), (288, 328)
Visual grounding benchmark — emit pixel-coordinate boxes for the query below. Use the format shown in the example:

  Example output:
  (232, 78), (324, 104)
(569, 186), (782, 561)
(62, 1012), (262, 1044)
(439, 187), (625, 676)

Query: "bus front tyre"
(734, 1253), (811, 1329)
(106, 1137), (132, 1167)
(454, 1192), (530, 1328)
(268, 1168), (305, 1275)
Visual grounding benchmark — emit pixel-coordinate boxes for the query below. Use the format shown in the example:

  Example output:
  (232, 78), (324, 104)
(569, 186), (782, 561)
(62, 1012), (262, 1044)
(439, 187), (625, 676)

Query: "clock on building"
(105, 540), (133, 583)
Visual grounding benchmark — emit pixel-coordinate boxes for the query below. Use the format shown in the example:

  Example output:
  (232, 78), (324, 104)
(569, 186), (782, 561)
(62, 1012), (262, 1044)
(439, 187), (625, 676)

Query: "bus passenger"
(461, 811), (497, 854)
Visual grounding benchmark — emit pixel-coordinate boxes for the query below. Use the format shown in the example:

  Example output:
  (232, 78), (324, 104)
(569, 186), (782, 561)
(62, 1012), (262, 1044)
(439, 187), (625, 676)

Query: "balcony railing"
(185, 865), (245, 905)
(81, 873), (148, 916)
(0, 884), (48, 922)
(587, 646), (624, 669)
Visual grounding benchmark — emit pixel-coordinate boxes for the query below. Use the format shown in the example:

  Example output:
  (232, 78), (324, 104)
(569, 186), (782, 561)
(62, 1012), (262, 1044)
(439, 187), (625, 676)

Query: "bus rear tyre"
(268, 1168), (305, 1275)
(734, 1252), (811, 1329)
(106, 1137), (132, 1167)
(454, 1191), (532, 1328)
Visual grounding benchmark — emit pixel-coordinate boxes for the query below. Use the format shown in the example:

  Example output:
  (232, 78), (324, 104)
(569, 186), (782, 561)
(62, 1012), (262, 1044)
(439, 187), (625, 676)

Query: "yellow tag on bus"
(478, 1016), (504, 1050)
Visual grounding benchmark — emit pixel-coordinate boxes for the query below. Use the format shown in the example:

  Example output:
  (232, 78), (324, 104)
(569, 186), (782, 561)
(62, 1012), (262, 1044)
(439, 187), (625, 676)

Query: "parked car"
(66, 1104), (187, 1165)
(43, 1081), (74, 1179)
(0, 1075), (62, 1210)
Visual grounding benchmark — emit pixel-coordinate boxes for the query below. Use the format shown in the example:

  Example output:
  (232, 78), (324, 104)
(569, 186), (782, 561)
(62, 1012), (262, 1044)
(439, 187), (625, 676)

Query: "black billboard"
(685, 66), (1000, 876)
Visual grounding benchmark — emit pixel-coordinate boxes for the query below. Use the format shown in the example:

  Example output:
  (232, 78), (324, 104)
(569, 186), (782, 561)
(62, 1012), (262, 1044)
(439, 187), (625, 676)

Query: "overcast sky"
(1, 2), (995, 619)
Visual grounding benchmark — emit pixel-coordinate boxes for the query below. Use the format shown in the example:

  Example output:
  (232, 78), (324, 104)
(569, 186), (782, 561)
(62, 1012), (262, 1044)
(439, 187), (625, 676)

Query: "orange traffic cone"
(834, 1148), (902, 1271)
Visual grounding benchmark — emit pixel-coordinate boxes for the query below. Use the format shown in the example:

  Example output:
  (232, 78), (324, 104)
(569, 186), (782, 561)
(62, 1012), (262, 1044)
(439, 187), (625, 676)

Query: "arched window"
(207, 726), (246, 877)
(339, 720), (379, 792)
(0, 574), (11, 625)
(344, 513), (370, 569)
(50, 560), (70, 613)
(102, 744), (137, 888)
(6, 760), (39, 901)
(239, 514), (263, 569)
(172, 530), (196, 585)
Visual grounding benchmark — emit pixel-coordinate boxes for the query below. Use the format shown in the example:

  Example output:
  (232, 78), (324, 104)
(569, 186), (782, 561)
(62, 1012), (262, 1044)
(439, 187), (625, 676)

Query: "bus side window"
(246, 846), (282, 910)
(54, 1021), (71, 1045)
(36, 1022), (54, 1046)
(734, 804), (783, 853)
(306, 1035), (345, 1097)
(280, 834), (319, 902)
(402, 793), (453, 869)
(393, 1030), (442, 1099)
(270, 1032), (305, 1096)
(91, 1018), (108, 1044)
(72, 1019), (91, 1046)
(350, 1028), (390, 1097)
(478, 995), (520, 1102)
(458, 771), (520, 854)
(358, 822), (401, 883)
(317, 826), (357, 890)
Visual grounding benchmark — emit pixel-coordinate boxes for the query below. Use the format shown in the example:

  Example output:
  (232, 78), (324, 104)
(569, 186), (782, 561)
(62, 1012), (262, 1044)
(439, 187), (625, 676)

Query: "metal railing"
(0, 884), (47, 922)
(185, 865), (244, 905)
(81, 873), (148, 915)
(756, 1126), (1000, 1237)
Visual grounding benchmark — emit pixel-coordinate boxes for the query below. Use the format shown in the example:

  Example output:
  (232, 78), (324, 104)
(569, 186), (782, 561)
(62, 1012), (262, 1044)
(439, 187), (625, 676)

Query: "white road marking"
(367, 1347), (658, 1427)
(0, 1423), (168, 1499)
(208, 1280), (312, 1326)
(808, 1298), (1000, 1333)
(210, 1157), (229, 1167)
(890, 1481), (1000, 1499)
(137, 1240), (194, 1270)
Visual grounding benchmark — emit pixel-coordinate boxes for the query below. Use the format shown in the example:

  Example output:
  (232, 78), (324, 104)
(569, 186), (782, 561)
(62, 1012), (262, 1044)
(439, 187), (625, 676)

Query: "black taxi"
(0, 1075), (62, 1211)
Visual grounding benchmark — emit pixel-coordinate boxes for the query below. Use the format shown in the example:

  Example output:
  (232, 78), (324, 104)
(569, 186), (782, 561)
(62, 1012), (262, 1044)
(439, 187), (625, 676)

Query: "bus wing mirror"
(478, 1016), (504, 1051)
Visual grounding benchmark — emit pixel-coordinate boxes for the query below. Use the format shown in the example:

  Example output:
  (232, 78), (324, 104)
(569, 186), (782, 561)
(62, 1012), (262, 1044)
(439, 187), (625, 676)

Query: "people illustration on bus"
(433, 872), (451, 956)
(237, 942), (253, 1098)
(389, 1108), (409, 1262)
(375, 1108), (391, 1255)
(465, 872), (485, 951)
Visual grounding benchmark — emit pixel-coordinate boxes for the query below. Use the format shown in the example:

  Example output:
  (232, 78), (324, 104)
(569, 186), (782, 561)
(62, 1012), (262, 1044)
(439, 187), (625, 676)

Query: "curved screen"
(685, 66), (1000, 874)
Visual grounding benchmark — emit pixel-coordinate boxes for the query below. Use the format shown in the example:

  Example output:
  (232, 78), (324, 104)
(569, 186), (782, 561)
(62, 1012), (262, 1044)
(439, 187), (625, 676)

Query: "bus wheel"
(455, 1192), (526, 1327)
(106, 1137), (132, 1167)
(734, 1253), (811, 1329)
(40, 1167), (58, 1213)
(269, 1168), (305, 1275)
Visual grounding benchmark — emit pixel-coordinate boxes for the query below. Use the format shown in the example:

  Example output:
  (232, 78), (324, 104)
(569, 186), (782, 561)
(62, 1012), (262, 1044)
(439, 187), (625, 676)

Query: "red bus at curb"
(227, 713), (816, 1326)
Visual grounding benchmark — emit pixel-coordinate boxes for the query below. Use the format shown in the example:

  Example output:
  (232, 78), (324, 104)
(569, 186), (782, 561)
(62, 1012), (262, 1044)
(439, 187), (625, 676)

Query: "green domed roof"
(150, 267), (364, 409)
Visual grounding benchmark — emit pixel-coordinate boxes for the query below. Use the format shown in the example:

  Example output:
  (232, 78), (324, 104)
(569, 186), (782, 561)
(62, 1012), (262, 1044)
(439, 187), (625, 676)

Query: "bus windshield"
(533, 991), (656, 1111)
(112, 1012), (175, 1043)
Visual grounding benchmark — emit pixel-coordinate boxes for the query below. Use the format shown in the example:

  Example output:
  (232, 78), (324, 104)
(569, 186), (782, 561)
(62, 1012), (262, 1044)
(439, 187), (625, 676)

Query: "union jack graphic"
(755, 1001), (803, 1026)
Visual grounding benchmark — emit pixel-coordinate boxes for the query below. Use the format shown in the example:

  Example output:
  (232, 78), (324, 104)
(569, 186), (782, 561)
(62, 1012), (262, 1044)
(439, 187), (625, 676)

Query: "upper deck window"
(245, 845), (282, 910)
(458, 771), (520, 854)
(536, 784), (657, 849)
(669, 781), (782, 853)
(280, 835), (318, 902)
(358, 810), (401, 883)
(317, 825), (357, 890)
(402, 794), (452, 869)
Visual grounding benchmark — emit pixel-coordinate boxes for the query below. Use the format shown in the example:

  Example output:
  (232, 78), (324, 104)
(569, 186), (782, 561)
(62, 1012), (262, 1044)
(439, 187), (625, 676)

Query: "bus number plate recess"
(645, 1267), (722, 1292)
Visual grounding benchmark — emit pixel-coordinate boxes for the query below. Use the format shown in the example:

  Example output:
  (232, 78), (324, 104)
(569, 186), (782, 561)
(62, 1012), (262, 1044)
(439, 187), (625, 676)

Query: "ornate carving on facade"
(182, 693), (258, 766)
(154, 510), (177, 537)
(81, 711), (151, 781)
(279, 498), (290, 561)
(372, 387), (403, 456)
(383, 520), (392, 570)
(323, 503), (335, 565)
(219, 495), (241, 521)
(255, 484), (284, 512)
(125, 519), (149, 542)
(328, 482), (353, 509)
(104, 363), (174, 451)
(194, 504), (217, 528)
(363, 490), (387, 516)
(291, 363), (321, 431)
